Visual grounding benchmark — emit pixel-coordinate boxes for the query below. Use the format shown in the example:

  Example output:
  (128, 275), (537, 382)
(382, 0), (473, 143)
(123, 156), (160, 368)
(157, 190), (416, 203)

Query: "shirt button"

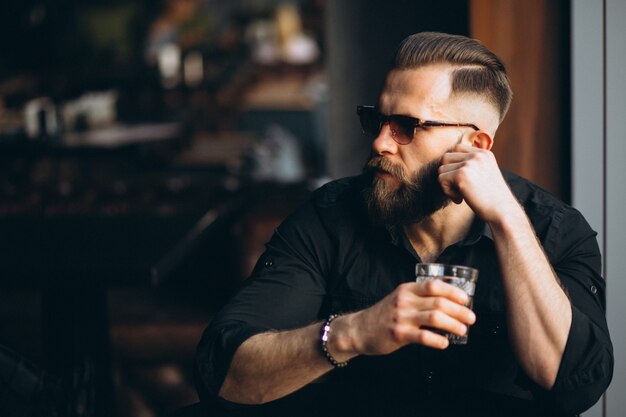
(425, 371), (434, 395)
(590, 285), (597, 294)
(264, 259), (274, 268)
(493, 325), (500, 335)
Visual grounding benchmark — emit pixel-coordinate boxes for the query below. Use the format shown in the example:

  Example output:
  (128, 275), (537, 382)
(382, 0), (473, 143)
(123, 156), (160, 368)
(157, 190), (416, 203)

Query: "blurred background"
(0, 0), (623, 416)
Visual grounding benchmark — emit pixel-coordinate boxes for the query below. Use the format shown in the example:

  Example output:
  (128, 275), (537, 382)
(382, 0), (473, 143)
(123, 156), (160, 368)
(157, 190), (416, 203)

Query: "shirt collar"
(385, 215), (493, 250)
(386, 224), (404, 247)
(459, 216), (493, 245)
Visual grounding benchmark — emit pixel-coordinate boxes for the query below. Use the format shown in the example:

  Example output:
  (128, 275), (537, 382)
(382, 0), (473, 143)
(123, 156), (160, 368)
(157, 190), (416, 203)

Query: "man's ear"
(469, 130), (493, 150)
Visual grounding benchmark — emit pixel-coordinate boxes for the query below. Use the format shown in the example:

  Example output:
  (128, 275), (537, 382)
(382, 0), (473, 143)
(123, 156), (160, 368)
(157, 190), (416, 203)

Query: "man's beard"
(362, 155), (451, 226)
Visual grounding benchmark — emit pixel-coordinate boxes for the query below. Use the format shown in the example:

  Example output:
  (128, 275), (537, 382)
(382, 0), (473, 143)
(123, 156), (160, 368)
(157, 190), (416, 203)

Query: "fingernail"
(469, 311), (476, 323)
(460, 325), (467, 335)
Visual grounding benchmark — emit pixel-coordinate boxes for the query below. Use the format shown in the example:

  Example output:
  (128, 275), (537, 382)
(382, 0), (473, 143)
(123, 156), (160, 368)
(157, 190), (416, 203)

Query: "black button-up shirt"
(196, 172), (613, 417)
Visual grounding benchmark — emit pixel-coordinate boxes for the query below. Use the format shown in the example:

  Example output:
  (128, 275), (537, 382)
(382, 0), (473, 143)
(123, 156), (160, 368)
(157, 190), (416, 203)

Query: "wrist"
(487, 199), (528, 233)
(323, 314), (359, 364)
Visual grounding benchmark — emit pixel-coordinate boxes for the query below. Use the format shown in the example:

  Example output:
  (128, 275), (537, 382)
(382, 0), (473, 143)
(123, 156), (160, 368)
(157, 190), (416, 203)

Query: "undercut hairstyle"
(392, 32), (513, 123)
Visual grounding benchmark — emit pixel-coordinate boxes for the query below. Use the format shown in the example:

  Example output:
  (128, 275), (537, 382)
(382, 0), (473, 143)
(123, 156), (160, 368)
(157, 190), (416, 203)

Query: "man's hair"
(392, 32), (513, 123)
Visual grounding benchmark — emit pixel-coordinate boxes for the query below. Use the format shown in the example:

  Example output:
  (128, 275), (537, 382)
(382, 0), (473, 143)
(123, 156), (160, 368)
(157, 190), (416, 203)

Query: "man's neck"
(403, 202), (475, 263)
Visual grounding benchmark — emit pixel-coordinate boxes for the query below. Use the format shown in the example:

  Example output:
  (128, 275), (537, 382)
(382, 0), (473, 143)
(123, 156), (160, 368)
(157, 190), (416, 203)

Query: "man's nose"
(372, 124), (399, 155)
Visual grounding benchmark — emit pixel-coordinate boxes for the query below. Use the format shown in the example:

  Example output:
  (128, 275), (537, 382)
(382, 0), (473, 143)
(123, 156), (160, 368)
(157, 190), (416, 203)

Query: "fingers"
(438, 161), (465, 174)
(412, 279), (469, 305)
(438, 171), (464, 204)
(438, 153), (470, 204)
(398, 282), (476, 337)
(438, 147), (494, 205)
(421, 295), (476, 325)
(392, 325), (450, 350)
(416, 309), (469, 337)
(439, 144), (477, 163)
(439, 145), (492, 171)
(397, 301), (473, 338)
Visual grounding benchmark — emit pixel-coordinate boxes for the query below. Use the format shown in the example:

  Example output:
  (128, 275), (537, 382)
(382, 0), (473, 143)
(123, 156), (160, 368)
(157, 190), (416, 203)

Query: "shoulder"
(504, 170), (567, 211)
(275, 175), (367, 238)
(503, 170), (598, 259)
(504, 170), (575, 222)
(273, 175), (370, 247)
(311, 175), (366, 206)
(309, 175), (369, 228)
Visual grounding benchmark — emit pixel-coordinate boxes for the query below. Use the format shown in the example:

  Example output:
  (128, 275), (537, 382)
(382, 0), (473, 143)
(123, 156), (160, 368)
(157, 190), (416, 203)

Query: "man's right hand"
(329, 281), (477, 361)
(220, 281), (477, 404)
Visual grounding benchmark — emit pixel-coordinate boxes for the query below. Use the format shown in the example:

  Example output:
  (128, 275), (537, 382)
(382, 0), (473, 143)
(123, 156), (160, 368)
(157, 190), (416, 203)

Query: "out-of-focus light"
(184, 51), (204, 88)
(158, 43), (182, 89)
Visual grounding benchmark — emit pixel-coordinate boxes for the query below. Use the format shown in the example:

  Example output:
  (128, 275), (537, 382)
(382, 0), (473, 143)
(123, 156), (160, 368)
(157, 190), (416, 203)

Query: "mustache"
(365, 156), (410, 183)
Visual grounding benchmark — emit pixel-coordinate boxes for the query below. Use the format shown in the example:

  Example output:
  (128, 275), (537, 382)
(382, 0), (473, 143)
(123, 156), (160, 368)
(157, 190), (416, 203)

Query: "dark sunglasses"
(357, 105), (479, 145)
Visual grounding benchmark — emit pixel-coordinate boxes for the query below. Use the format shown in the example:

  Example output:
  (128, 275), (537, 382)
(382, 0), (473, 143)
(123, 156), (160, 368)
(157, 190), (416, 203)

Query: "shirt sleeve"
(544, 206), (613, 415)
(195, 200), (333, 400)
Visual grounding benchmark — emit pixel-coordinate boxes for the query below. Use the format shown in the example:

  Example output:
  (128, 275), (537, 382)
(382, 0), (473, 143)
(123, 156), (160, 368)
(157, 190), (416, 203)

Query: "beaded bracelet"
(320, 314), (349, 368)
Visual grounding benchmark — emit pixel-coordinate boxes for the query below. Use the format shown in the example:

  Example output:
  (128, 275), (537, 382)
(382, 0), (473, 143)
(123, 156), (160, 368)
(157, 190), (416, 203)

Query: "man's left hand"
(438, 144), (520, 223)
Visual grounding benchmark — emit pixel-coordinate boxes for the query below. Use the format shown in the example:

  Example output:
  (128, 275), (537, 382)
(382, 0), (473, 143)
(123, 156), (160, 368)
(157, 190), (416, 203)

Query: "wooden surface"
(470, 0), (569, 199)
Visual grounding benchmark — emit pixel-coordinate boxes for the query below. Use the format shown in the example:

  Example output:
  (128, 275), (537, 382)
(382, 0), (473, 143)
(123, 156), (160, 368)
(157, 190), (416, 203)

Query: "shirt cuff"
(549, 304), (613, 414)
(195, 320), (270, 399)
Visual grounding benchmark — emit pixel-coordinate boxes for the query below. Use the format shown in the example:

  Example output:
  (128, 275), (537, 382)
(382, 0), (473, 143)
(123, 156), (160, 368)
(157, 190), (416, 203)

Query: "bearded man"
(195, 32), (613, 417)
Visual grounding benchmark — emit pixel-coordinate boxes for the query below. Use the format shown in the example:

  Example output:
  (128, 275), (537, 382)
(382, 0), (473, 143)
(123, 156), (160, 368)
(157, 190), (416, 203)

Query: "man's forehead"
(379, 66), (455, 115)
(383, 66), (454, 96)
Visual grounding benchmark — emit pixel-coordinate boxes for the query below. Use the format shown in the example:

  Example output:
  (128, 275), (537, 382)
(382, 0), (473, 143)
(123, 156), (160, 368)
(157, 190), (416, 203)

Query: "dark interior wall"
(324, 0), (470, 179)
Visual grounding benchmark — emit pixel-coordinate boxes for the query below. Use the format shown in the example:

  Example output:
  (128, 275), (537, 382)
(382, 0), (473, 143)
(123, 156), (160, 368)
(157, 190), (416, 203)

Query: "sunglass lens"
(358, 108), (414, 144)
(388, 116), (413, 144)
